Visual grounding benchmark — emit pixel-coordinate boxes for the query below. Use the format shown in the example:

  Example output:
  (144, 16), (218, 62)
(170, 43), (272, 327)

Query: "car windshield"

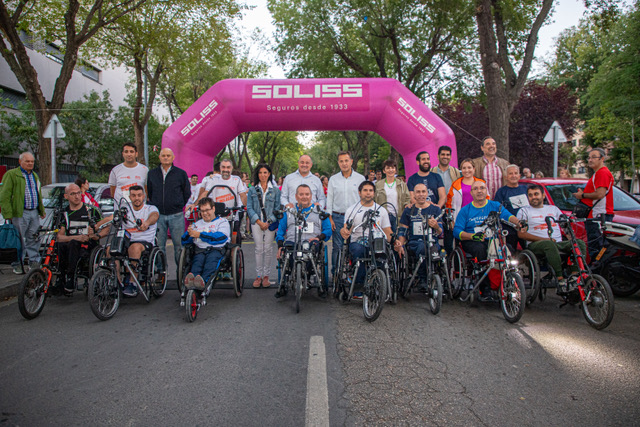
(41, 186), (67, 209)
(546, 183), (640, 211)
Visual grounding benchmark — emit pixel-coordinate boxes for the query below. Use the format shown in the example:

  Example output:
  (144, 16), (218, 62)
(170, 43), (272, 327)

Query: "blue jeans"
(156, 212), (185, 265)
(407, 239), (437, 280)
(190, 248), (224, 283)
(349, 242), (368, 284)
(331, 213), (345, 275)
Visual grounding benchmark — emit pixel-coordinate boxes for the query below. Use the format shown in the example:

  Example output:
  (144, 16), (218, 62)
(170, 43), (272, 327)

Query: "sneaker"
(223, 272), (232, 280)
(478, 289), (494, 302)
(193, 275), (206, 290)
(353, 292), (363, 300)
(262, 276), (271, 288)
(274, 286), (287, 298)
(123, 284), (138, 297)
(557, 278), (568, 293)
(253, 277), (262, 288)
(12, 264), (25, 275)
(185, 272), (195, 289)
(63, 278), (75, 294)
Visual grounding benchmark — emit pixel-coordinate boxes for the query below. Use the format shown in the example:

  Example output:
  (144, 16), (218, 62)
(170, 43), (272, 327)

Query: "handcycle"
(400, 209), (453, 315)
(528, 214), (615, 330)
(448, 210), (526, 323)
(178, 202), (245, 322)
(274, 205), (330, 313)
(18, 207), (104, 320)
(88, 206), (167, 321)
(334, 208), (389, 322)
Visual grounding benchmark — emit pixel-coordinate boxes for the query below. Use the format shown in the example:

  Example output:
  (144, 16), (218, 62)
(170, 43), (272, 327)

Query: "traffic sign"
(43, 114), (66, 138)
(544, 121), (566, 143)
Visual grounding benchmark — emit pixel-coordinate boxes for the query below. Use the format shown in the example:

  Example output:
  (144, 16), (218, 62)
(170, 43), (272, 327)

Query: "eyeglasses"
(67, 191), (82, 196)
(200, 208), (213, 213)
(588, 155), (602, 159)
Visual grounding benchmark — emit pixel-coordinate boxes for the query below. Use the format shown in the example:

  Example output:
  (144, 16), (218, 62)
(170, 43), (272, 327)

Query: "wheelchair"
(515, 213), (614, 330)
(274, 206), (330, 314)
(18, 206), (106, 320)
(177, 202), (245, 322)
(88, 207), (167, 321)
(447, 211), (526, 323)
(333, 208), (390, 322)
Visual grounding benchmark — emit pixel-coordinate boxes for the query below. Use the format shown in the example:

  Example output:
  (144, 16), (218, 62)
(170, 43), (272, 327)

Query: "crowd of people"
(0, 136), (615, 300)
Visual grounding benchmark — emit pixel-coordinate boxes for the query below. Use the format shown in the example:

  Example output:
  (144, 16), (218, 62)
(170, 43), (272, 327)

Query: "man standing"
(109, 142), (148, 207)
(431, 145), (460, 253)
(407, 151), (446, 208)
(326, 151), (365, 275)
(572, 148), (614, 259)
(188, 174), (199, 203)
(0, 152), (45, 273)
(281, 154), (325, 208)
(472, 136), (509, 199)
(368, 170), (376, 183)
(494, 164), (529, 250)
(148, 148), (191, 266)
(522, 168), (533, 179)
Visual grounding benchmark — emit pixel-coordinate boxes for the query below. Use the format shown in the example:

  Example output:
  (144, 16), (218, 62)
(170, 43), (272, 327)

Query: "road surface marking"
(306, 335), (329, 427)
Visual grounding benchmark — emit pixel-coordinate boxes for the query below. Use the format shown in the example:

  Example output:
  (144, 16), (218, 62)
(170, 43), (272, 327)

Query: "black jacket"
(148, 165), (191, 215)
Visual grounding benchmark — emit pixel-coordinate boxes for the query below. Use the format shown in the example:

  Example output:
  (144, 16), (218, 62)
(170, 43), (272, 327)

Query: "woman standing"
(247, 164), (281, 288)
(446, 159), (487, 221)
(75, 176), (99, 208)
(321, 176), (329, 196)
(374, 159), (410, 233)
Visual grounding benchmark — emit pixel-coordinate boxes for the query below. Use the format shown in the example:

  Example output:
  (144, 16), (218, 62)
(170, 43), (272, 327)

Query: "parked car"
(41, 182), (113, 225)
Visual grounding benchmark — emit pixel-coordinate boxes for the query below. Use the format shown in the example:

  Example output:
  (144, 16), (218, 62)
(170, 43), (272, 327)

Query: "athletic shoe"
(262, 276), (271, 288)
(185, 272), (195, 289)
(353, 292), (363, 300)
(12, 264), (25, 275)
(193, 275), (206, 290)
(253, 277), (262, 288)
(223, 272), (232, 280)
(123, 284), (138, 297)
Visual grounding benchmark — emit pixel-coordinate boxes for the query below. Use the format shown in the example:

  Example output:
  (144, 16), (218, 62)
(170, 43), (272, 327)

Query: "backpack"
(0, 221), (22, 264)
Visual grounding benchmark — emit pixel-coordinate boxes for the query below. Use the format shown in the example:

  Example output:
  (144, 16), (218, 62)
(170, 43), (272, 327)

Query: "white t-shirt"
(108, 162), (148, 206)
(188, 184), (201, 205)
(202, 175), (248, 208)
(517, 204), (563, 242)
(123, 203), (159, 244)
(383, 181), (399, 217)
(191, 217), (230, 249)
(345, 202), (391, 241)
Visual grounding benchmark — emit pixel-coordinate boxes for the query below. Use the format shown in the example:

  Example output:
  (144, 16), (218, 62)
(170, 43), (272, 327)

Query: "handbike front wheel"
(428, 274), (443, 315)
(18, 268), (48, 320)
(88, 270), (120, 321)
(581, 274), (614, 330)
(232, 247), (244, 297)
(185, 289), (198, 322)
(363, 268), (388, 322)
(295, 262), (303, 314)
(501, 271), (525, 323)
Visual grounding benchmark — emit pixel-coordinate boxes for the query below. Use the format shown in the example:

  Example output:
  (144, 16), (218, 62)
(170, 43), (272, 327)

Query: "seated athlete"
(56, 183), (110, 293)
(341, 181), (392, 286)
(275, 184), (331, 297)
(394, 183), (442, 289)
(182, 197), (231, 290)
(517, 184), (586, 290)
(453, 181), (521, 300)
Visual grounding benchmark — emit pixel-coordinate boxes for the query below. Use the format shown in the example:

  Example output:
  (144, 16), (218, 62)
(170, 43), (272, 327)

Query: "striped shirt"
(482, 156), (502, 199)
(21, 167), (38, 210)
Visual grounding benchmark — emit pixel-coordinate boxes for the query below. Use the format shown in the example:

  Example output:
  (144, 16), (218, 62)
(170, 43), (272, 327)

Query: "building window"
(80, 64), (101, 83)
(578, 166), (585, 174)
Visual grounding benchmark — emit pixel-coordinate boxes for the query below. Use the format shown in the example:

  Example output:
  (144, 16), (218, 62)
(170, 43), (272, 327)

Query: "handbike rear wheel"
(428, 274), (443, 315)
(448, 247), (465, 298)
(18, 268), (48, 320)
(185, 289), (198, 322)
(88, 269), (120, 321)
(581, 274), (614, 330)
(500, 271), (525, 323)
(148, 248), (167, 297)
(363, 268), (388, 322)
(516, 249), (539, 305)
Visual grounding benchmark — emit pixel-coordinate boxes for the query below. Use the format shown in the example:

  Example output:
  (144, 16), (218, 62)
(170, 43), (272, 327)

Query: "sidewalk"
(0, 264), (24, 300)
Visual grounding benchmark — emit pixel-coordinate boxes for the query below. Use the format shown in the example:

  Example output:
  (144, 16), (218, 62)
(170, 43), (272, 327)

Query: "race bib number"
(412, 221), (424, 236)
(69, 220), (88, 235)
(509, 194), (529, 209)
(302, 223), (315, 234)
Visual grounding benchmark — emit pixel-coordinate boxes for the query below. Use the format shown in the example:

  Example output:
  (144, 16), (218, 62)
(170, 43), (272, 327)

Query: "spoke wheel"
(428, 274), (443, 315)
(500, 271), (525, 323)
(185, 289), (198, 322)
(88, 245), (105, 278)
(363, 268), (388, 322)
(602, 262), (640, 297)
(295, 262), (303, 313)
(448, 247), (465, 298)
(177, 246), (192, 294)
(88, 270), (120, 321)
(516, 250), (540, 305)
(232, 247), (245, 297)
(149, 249), (167, 297)
(581, 274), (614, 330)
(18, 268), (48, 320)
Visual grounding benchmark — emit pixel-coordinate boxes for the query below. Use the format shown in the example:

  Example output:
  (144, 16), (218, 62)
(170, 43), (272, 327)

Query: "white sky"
(237, 0), (589, 79)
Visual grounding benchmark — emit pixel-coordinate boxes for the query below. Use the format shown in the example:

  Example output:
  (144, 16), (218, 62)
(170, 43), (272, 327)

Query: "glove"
(471, 232), (485, 242)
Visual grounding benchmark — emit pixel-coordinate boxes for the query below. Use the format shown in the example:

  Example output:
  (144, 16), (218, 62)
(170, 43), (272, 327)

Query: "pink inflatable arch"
(162, 78), (456, 179)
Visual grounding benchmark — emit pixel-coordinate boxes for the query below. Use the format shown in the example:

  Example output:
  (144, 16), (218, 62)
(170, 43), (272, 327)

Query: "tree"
(247, 131), (303, 178)
(0, 0), (147, 183)
(474, 0), (554, 160)
(0, 102), (39, 158)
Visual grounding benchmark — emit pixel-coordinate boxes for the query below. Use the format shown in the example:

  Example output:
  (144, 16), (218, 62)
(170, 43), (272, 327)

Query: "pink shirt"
(461, 182), (473, 207)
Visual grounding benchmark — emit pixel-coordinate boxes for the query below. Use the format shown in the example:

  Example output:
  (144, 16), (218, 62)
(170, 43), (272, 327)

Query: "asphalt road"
(1, 241), (639, 426)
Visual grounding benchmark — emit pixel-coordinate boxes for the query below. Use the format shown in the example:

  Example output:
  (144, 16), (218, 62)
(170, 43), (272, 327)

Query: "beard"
(419, 163), (430, 173)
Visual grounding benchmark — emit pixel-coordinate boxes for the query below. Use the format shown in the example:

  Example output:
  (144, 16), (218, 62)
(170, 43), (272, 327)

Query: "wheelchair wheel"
(295, 262), (303, 313)
(581, 274), (614, 330)
(363, 268), (388, 322)
(148, 247), (167, 297)
(427, 274), (443, 315)
(89, 245), (105, 278)
(516, 250), (539, 305)
(332, 250), (343, 297)
(231, 246), (244, 297)
(185, 289), (198, 322)
(88, 269), (120, 321)
(18, 268), (48, 320)
(500, 271), (525, 324)
(322, 245), (329, 291)
(177, 245), (193, 294)
(448, 247), (465, 298)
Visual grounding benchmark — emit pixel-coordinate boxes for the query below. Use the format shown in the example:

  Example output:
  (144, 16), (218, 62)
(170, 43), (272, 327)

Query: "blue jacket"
(247, 184), (281, 224)
(276, 204), (332, 243)
(453, 200), (515, 240)
(148, 165), (191, 215)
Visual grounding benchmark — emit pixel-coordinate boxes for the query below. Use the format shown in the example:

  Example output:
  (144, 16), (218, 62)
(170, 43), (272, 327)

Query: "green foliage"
(247, 131), (303, 178)
(0, 103), (39, 159)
